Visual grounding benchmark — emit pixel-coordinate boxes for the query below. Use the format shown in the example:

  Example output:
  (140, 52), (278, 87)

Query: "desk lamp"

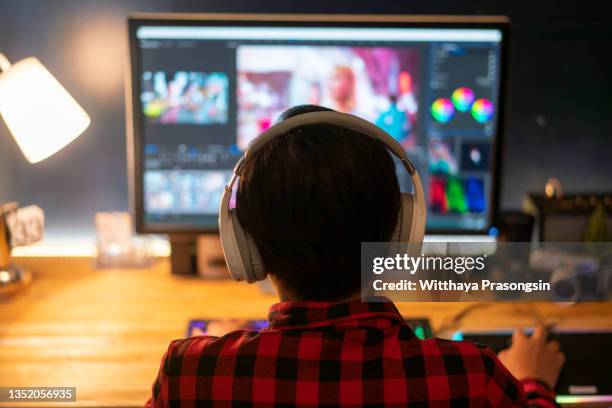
(0, 53), (90, 295)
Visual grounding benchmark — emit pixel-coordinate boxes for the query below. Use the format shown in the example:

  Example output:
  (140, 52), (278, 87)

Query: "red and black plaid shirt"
(146, 299), (557, 407)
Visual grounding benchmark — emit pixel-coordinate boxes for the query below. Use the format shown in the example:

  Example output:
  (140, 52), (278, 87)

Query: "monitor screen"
(128, 17), (506, 233)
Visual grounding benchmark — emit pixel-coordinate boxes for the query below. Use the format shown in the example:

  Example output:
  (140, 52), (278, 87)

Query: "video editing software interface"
(134, 23), (503, 231)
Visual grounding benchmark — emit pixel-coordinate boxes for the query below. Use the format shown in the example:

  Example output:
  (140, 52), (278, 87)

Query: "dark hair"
(236, 105), (400, 301)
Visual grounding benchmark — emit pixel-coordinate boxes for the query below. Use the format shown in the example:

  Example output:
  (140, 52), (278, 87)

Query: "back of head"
(236, 105), (400, 301)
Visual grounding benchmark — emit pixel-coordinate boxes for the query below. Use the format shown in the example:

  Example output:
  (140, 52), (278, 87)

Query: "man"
(146, 105), (564, 407)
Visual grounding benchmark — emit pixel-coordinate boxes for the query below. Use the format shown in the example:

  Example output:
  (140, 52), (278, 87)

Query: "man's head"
(236, 105), (400, 301)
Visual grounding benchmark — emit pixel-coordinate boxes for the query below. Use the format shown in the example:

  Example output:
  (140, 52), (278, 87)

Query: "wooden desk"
(1, 257), (611, 407)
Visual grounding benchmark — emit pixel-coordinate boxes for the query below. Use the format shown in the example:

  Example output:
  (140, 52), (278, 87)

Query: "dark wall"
(0, 0), (610, 240)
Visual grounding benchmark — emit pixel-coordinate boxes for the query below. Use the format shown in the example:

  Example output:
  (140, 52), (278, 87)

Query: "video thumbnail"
(428, 138), (458, 175)
(141, 71), (229, 125)
(464, 177), (486, 213)
(237, 45), (419, 150)
(460, 142), (491, 171)
(428, 175), (486, 214)
(144, 170), (232, 215)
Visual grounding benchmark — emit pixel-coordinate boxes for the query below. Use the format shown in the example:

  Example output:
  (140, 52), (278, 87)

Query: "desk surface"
(1, 257), (611, 407)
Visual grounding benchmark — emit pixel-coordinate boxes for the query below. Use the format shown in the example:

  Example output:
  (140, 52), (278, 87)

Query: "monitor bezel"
(126, 13), (510, 235)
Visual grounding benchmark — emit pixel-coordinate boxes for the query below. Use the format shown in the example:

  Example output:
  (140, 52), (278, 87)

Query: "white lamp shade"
(0, 57), (90, 163)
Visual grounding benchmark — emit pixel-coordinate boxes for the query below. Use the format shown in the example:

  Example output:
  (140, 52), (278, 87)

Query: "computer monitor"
(127, 14), (508, 235)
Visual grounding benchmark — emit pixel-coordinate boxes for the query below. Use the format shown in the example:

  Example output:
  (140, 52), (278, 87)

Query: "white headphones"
(219, 111), (426, 283)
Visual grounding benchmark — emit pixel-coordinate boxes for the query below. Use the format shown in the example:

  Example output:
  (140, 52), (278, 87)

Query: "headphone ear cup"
(225, 209), (248, 281)
(244, 230), (267, 281)
(391, 193), (424, 260)
(229, 209), (267, 283)
(392, 193), (414, 242)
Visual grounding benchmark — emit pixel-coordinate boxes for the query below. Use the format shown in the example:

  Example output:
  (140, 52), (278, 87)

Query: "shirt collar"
(267, 297), (405, 330)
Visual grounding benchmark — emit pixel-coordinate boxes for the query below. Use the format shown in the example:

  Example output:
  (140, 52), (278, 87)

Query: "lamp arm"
(0, 53), (12, 72)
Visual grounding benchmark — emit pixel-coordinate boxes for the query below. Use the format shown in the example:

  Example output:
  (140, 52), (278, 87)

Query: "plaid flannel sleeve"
(145, 340), (177, 408)
(522, 379), (560, 408)
(480, 347), (559, 408)
(480, 347), (528, 407)
(146, 336), (223, 408)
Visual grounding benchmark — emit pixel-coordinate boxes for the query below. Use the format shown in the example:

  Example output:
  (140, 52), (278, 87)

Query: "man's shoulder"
(167, 330), (261, 356)
(159, 330), (263, 377)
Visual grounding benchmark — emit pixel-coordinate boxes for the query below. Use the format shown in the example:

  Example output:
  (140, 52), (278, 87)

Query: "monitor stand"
(169, 234), (228, 278)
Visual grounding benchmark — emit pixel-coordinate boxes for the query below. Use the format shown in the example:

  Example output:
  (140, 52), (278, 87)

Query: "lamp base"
(0, 264), (32, 297)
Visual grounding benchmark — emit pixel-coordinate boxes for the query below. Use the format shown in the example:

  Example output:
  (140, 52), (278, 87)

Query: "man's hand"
(498, 325), (565, 389)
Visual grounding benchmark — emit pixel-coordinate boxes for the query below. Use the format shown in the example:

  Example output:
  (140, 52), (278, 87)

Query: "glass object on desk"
(94, 212), (152, 268)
